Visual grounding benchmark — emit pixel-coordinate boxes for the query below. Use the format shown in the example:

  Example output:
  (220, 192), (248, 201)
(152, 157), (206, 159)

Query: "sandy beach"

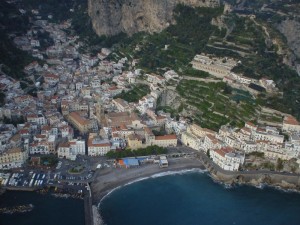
(91, 158), (205, 203)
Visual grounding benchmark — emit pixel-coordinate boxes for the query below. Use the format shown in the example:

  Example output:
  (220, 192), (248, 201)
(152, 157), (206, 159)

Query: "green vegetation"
(258, 113), (283, 123)
(182, 67), (210, 78)
(108, 4), (299, 125)
(262, 162), (275, 171)
(40, 155), (58, 167)
(156, 106), (179, 119)
(176, 79), (257, 130)
(222, 16), (300, 118)
(2, 0), (300, 127)
(23, 0), (85, 22)
(152, 130), (167, 136)
(114, 5), (300, 122)
(106, 145), (167, 159)
(69, 165), (84, 174)
(247, 151), (265, 158)
(0, 92), (5, 106)
(114, 84), (150, 103)
(22, 0), (126, 54)
(0, 1), (36, 79)
(36, 30), (54, 50)
(1, 117), (25, 126)
(276, 158), (284, 171)
(206, 149), (211, 158)
(114, 5), (224, 73)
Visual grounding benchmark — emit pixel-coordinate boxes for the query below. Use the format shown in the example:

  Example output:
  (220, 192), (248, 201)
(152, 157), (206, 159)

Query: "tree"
(206, 149), (210, 158)
(276, 158), (284, 171)
(223, 85), (232, 95)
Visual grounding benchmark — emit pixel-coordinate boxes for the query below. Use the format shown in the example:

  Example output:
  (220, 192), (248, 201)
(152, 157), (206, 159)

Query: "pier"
(84, 183), (93, 225)
(84, 182), (103, 225)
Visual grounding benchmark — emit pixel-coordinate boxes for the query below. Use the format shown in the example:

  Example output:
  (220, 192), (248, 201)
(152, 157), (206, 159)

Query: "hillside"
(108, 4), (300, 129)
(87, 0), (221, 36)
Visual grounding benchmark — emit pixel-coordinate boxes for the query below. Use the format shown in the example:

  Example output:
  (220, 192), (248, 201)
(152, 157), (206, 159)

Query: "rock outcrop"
(88, 0), (221, 36)
(277, 19), (300, 59)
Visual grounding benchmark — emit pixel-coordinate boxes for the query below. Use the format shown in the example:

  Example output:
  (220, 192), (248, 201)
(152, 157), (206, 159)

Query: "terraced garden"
(176, 79), (258, 130)
(114, 84), (150, 103)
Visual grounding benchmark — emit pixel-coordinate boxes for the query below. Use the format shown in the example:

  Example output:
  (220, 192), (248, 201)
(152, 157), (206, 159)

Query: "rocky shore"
(201, 154), (300, 192)
(0, 204), (34, 214)
(92, 154), (300, 208)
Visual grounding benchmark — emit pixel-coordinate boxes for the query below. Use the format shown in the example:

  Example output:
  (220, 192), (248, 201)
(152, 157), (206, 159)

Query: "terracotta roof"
(108, 86), (118, 91)
(120, 123), (128, 130)
(214, 147), (233, 157)
(10, 134), (21, 142)
(241, 127), (251, 134)
(203, 128), (216, 134)
(144, 127), (154, 136)
(155, 134), (177, 140)
(44, 74), (59, 79)
(284, 115), (299, 126)
(59, 142), (70, 148)
(156, 115), (166, 120)
(89, 142), (110, 147)
(108, 112), (129, 117)
(206, 134), (219, 144)
(27, 114), (38, 118)
(19, 129), (29, 134)
(69, 111), (89, 125)
(35, 134), (47, 139)
(41, 125), (51, 131)
(246, 121), (256, 127)
(6, 147), (22, 154)
(128, 134), (142, 141)
(256, 128), (266, 133)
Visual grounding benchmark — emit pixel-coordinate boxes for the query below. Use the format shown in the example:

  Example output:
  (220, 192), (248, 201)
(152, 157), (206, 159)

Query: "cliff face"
(277, 19), (300, 59)
(88, 0), (220, 36)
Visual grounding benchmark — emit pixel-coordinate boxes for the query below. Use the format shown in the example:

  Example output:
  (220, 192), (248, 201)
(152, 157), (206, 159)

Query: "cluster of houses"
(182, 115), (300, 171)
(1, 10), (300, 173)
(0, 15), (181, 169)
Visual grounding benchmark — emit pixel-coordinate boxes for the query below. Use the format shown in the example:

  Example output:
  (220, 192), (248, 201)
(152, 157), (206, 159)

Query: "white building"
(69, 139), (85, 156)
(203, 134), (222, 153)
(210, 147), (244, 171)
(88, 133), (111, 156)
(181, 132), (202, 151)
(0, 147), (28, 170)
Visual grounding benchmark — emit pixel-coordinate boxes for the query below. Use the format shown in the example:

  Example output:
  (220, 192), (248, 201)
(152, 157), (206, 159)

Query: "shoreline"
(92, 155), (300, 205)
(91, 158), (205, 204)
(91, 156), (300, 225)
(2, 156), (300, 225)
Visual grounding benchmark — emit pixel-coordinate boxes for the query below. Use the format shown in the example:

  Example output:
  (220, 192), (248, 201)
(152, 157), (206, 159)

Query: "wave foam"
(99, 168), (206, 206)
(150, 168), (206, 178)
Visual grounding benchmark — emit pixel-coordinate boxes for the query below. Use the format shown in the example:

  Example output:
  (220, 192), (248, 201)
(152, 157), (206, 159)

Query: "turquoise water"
(100, 171), (300, 225)
(0, 191), (84, 225)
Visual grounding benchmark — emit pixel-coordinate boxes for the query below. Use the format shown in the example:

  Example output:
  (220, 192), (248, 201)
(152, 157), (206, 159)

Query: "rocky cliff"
(277, 19), (300, 59)
(88, 0), (221, 36)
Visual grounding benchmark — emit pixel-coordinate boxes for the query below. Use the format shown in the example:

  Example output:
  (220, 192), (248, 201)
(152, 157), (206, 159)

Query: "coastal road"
(168, 145), (300, 178)
(194, 147), (300, 178)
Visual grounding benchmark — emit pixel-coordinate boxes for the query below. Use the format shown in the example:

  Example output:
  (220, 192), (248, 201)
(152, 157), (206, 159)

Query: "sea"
(100, 170), (300, 225)
(0, 191), (84, 225)
(1, 170), (300, 225)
